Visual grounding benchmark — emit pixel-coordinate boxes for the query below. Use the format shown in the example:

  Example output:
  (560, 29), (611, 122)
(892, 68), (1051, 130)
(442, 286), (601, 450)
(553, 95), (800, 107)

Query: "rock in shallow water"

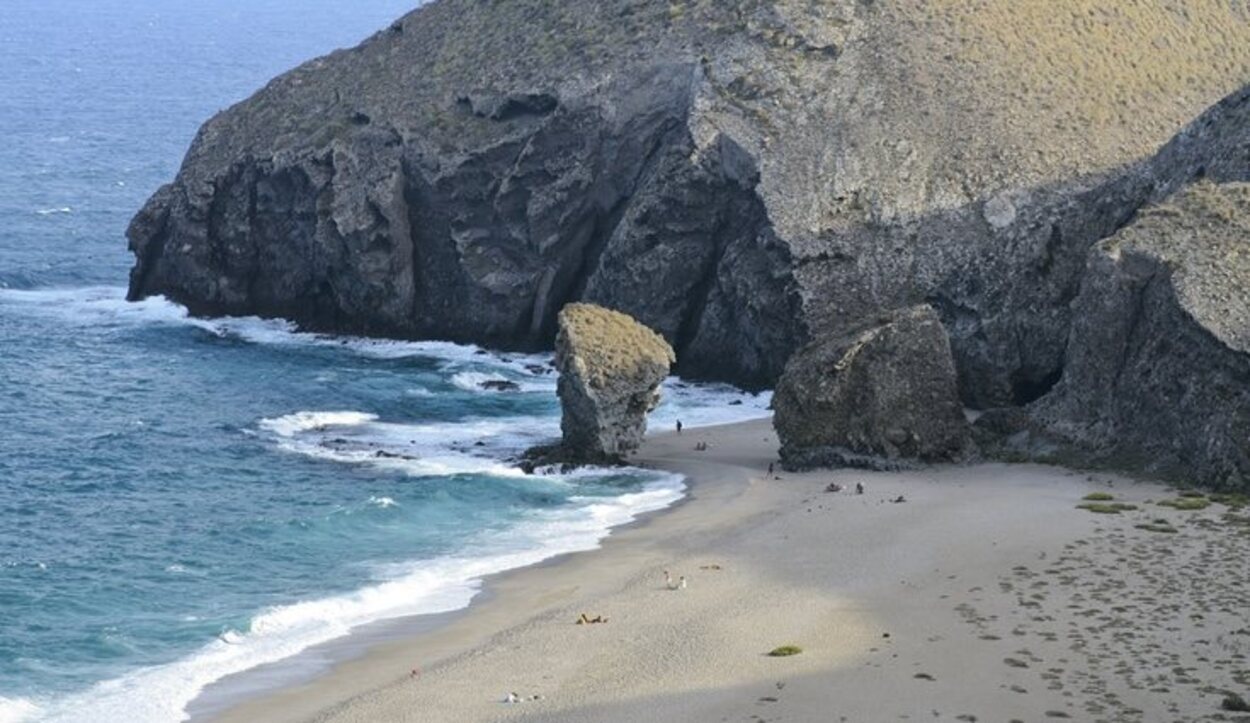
(773, 305), (970, 470)
(525, 303), (674, 469)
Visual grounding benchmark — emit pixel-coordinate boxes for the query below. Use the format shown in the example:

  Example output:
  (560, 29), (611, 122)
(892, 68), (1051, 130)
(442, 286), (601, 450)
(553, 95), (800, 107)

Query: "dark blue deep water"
(0, 4), (769, 721)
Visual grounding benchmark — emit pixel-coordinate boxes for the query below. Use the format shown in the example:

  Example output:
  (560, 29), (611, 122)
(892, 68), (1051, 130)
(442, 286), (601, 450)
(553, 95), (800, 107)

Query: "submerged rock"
(1026, 182), (1250, 487)
(774, 306), (970, 470)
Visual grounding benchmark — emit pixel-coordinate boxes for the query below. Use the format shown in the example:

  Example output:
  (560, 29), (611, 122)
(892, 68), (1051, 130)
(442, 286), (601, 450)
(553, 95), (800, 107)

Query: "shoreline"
(203, 419), (1250, 722)
(191, 421), (753, 721)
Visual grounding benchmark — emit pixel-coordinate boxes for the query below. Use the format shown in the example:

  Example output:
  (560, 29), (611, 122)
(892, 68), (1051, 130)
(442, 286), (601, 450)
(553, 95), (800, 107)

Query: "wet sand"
(208, 419), (1250, 722)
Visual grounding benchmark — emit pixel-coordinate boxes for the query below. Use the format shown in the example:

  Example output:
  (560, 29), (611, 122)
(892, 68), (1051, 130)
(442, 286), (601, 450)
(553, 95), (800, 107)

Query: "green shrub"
(1082, 492), (1116, 501)
(1135, 522), (1178, 534)
(1211, 493), (1249, 510)
(1158, 497), (1211, 511)
(767, 645), (803, 657)
(1077, 502), (1138, 514)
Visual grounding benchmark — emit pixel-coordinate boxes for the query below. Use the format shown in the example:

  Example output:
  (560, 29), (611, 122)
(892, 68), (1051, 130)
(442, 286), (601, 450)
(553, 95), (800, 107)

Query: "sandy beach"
(207, 419), (1250, 723)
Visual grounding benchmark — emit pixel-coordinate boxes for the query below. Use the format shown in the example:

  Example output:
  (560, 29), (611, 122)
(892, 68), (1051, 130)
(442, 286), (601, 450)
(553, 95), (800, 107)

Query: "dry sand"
(208, 419), (1250, 723)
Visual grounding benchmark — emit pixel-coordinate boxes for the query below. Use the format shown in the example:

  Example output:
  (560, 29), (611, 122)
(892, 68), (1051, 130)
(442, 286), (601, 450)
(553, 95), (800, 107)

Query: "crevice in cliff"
(538, 116), (690, 345)
(1011, 364), (1063, 406)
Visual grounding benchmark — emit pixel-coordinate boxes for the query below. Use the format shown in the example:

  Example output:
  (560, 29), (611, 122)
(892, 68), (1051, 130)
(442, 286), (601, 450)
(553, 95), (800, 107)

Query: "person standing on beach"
(676, 420), (683, 434)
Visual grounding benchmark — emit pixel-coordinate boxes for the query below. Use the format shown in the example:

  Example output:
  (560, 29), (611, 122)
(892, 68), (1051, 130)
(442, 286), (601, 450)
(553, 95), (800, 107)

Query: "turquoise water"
(0, 4), (769, 721)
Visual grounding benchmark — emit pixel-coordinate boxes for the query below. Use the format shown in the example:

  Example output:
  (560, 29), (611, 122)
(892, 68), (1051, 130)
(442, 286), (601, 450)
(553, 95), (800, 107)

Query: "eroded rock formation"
(534, 303), (673, 465)
(774, 306), (970, 470)
(1023, 182), (1250, 487)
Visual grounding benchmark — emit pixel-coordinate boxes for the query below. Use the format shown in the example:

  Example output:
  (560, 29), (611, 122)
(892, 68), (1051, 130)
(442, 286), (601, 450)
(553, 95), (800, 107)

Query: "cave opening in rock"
(1011, 365), (1063, 406)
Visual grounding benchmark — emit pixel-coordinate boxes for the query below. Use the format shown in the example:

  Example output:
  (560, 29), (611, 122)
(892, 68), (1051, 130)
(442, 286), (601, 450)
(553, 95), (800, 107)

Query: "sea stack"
(773, 305), (970, 470)
(545, 303), (675, 465)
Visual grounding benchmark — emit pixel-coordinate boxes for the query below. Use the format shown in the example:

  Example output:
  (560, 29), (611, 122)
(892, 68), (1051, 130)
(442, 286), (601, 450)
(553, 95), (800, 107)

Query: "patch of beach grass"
(1135, 519), (1179, 534)
(767, 645), (803, 657)
(1082, 492), (1116, 501)
(1077, 502), (1138, 514)
(1222, 693), (1250, 712)
(1158, 497), (1212, 511)
(1211, 493), (1249, 510)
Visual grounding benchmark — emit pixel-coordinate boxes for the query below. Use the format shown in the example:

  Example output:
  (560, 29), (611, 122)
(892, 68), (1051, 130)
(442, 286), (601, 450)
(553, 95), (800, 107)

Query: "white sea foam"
(449, 370), (553, 394)
(35, 472), (684, 723)
(258, 411), (378, 438)
(34, 207), (71, 216)
(258, 410), (555, 478)
(0, 697), (39, 723)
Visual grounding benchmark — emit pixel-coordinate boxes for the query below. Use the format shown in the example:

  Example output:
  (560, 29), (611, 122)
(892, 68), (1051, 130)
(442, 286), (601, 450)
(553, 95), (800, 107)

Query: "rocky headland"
(127, 0), (1250, 485)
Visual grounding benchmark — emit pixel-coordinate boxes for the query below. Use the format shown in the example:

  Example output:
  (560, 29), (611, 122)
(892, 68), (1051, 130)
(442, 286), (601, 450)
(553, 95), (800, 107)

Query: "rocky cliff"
(128, 0), (1250, 483)
(1025, 182), (1250, 488)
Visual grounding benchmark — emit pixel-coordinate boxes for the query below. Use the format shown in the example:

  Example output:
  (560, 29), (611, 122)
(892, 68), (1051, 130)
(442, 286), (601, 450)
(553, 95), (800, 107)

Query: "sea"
(0, 2), (770, 721)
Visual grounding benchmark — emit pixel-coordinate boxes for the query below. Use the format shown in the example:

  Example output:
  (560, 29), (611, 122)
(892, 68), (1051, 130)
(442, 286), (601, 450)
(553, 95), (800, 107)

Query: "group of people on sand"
(823, 481), (867, 494)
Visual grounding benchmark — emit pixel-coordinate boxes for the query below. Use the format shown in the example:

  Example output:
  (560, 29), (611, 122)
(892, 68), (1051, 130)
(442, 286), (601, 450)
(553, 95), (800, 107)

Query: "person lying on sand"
(825, 482), (843, 493)
(576, 613), (609, 624)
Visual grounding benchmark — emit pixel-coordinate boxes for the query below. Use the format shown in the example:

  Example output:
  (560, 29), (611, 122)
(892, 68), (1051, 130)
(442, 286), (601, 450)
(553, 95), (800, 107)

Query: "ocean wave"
(449, 370), (553, 394)
(0, 287), (552, 377)
(33, 472), (683, 723)
(258, 411), (378, 438)
(33, 207), (72, 216)
(258, 410), (556, 479)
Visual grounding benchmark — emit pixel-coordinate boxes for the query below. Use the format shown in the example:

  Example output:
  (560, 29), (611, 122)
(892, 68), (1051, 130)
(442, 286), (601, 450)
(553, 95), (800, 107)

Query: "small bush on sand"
(768, 645), (803, 657)
(1158, 497), (1211, 511)
(1211, 493), (1249, 510)
(1222, 693), (1250, 712)
(1077, 502), (1138, 514)
(1082, 492), (1116, 501)
(1135, 521), (1178, 534)
(1180, 490), (1207, 498)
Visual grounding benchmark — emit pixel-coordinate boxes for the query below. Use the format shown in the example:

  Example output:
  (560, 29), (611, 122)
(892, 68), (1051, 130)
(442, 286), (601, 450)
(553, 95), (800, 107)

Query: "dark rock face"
(774, 306), (970, 470)
(127, 49), (802, 389)
(1027, 182), (1250, 488)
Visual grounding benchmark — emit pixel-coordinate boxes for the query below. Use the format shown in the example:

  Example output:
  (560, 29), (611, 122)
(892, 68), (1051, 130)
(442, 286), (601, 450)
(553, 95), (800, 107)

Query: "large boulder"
(549, 303), (674, 463)
(1026, 182), (1250, 487)
(125, 0), (1250, 393)
(774, 306), (970, 470)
